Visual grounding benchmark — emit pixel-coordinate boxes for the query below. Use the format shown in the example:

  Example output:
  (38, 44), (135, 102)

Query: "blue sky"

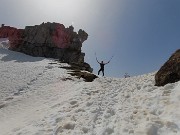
(0, 0), (180, 77)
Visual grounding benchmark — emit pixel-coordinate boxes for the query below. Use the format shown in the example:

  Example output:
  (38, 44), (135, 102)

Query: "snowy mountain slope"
(0, 42), (180, 135)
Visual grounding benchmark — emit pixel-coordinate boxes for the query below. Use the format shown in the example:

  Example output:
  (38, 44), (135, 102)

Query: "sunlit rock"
(155, 49), (180, 86)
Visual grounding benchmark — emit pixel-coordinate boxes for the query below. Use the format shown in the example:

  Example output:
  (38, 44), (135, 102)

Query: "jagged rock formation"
(0, 23), (92, 72)
(155, 49), (180, 86)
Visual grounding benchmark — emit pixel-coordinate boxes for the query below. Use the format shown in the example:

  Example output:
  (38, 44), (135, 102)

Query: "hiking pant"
(98, 68), (104, 76)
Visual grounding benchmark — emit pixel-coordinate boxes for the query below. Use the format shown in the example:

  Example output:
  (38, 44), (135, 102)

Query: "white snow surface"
(0, 40), (180, 135)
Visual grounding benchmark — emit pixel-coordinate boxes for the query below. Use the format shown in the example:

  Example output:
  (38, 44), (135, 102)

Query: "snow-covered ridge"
(0, 40), (180, 135)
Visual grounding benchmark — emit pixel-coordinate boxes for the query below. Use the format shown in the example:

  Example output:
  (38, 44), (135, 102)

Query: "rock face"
(0, 22), (92, 72)
(155, 49), (180, 86)
(0, 25), (23, 48)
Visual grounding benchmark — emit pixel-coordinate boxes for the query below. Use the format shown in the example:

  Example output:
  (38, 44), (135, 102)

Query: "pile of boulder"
(0, 22), (93, 72)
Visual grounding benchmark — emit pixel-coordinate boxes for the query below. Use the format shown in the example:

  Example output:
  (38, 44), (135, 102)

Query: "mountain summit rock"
(0, 22), (92, 72)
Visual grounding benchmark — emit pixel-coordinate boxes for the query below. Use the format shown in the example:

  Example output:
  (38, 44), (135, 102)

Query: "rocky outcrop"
(0, 22), (92, 72)
(155, 49), (180, 86)
(60, 63), (97, 82)
(0, 25), (23, 48)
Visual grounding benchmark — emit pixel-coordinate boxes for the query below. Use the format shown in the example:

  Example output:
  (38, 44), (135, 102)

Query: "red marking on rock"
(52, 24), (71, 48)
(0, 26), (23, 49)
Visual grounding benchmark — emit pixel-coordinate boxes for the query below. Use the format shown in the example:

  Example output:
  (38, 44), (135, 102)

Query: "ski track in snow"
(0, 41), (180, 135)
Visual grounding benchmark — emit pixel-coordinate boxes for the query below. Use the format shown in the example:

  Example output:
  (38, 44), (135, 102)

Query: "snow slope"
(0, 40), (180, 135)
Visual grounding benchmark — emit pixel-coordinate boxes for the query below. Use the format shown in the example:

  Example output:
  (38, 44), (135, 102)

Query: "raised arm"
(104, 55), (113, 65)
(104, 60), (110, 65)
(96, 57), (100, 64)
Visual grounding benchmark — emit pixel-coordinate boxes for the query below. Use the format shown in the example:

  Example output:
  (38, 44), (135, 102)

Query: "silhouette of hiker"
(96, 59), (110, 76)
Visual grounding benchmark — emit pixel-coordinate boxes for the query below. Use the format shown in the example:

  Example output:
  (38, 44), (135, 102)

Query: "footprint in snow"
(104, 109), (116, 119)
(103, 127), (114, 135)
(70, 100), (77, 105)
(164, 83), (176, 90)
(69, 100), (79, 108)
(4, 97), (13, 101)
(54, 121), (76, 135)
(0, 102), (6, 109)
(86, 101), (93, 107)
(82, 127), (89, 133)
